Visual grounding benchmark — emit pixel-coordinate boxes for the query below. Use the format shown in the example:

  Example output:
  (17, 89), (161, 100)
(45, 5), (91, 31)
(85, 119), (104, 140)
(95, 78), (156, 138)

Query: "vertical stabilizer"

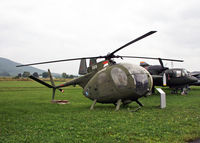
(79, 59), (87, 75)
(89, 58), (97, 67)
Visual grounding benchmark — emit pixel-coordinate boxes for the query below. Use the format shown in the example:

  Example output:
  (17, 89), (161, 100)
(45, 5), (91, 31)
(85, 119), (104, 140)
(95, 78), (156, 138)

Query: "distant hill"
(0, 57), (58, 77)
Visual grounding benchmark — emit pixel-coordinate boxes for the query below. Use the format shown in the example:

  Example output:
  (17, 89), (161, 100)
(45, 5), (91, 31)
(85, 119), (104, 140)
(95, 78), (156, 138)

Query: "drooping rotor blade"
(29, 75), (64, 93)
(118, 56), (184, 62)
(109, 31), (157, 57)
(29, 75), (53, 88)
(16, 56), (106, 67)
(158, 58), (164, 68)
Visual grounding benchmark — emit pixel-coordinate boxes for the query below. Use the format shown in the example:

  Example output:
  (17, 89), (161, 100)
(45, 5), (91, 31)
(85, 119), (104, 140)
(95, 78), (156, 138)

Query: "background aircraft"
(140, 59), (198, 94)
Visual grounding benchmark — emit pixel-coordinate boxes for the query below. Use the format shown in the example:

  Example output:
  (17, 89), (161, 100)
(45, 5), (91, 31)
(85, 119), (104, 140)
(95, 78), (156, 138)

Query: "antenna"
(171, 61), (174, 68)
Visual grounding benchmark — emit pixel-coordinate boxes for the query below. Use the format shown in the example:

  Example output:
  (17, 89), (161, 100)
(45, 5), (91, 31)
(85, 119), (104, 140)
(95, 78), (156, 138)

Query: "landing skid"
(115, 99), (143, 111)
(135, 100), (143, 107)
(115, 99), (122, 111)
(90, 99), (97, 110)
(90, 99), (143, 111)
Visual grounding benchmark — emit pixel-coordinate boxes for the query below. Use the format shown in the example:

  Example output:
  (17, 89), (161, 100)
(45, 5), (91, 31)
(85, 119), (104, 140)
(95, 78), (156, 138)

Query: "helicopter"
(17, 31), (184, 110)
(140, 60), (198, 94)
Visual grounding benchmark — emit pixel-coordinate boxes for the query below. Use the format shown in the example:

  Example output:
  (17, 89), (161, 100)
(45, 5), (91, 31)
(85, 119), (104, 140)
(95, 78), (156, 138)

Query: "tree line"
(15, 71), (78, 79)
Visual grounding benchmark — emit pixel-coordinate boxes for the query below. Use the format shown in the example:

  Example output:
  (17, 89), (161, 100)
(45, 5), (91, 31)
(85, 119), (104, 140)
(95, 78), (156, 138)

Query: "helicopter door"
(111, 67), (128, 88)
(96, 72), (116, 98)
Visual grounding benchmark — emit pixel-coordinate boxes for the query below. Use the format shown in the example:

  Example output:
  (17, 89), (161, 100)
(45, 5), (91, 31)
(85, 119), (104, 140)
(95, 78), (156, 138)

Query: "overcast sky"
(0, 0), (200, 74)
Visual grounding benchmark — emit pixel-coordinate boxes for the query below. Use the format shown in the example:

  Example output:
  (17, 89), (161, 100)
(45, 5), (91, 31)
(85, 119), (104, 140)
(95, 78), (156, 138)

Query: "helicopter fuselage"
(83, 63), (153, 104)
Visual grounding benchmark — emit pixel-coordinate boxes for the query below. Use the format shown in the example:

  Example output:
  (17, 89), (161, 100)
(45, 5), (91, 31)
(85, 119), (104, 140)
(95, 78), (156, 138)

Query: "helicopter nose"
(134, 73), (151, 96)
(189, 76), (198, 83)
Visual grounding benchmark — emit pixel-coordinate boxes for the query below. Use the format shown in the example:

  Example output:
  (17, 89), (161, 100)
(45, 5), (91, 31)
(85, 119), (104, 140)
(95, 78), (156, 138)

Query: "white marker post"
(156, 88), (166, 109)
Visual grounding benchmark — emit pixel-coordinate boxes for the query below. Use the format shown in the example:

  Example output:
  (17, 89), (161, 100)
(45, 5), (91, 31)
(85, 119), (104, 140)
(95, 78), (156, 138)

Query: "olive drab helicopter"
(17, 31), (183, 110)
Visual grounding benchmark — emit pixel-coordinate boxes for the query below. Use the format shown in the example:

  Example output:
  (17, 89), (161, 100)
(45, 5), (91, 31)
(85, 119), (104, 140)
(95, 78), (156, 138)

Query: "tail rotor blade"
(48, 69), (55, 87)
(52, 88), (56, 100)
(29, 74), (64, 100)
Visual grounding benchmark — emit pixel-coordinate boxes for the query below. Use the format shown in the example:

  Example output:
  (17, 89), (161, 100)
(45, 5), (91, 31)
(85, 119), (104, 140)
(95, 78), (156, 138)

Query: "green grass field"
(0, 80), (200, 143)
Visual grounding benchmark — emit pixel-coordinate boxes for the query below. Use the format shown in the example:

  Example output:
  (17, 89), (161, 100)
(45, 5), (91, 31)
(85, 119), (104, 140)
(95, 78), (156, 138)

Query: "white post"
(156, 88), (166, 109)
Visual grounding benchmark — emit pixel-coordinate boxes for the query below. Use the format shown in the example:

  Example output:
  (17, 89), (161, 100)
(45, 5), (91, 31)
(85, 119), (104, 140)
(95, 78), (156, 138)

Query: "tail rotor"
(29, 69), (64, 100)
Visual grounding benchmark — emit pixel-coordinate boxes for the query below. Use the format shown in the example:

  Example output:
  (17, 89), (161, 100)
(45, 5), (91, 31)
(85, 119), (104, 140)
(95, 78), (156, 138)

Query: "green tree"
(18, 73), (22, 77)
(14, 73), (22, 79)
(69, 75), (74, 79)
(33, 72), (39, 78)
(62, 72), (67, 78)
(42, 72), (49, 78)
(22, 71), (30, 77)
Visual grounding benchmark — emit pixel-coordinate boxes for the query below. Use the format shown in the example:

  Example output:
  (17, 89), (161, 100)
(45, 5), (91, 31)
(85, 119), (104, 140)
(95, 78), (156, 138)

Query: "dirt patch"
(51, 100), (70, 104)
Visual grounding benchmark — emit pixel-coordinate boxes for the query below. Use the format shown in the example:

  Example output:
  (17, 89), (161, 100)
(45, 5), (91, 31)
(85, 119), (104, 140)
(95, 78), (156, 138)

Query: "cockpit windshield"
(121, 63), (149, 95)
(182, 69), (188, 76)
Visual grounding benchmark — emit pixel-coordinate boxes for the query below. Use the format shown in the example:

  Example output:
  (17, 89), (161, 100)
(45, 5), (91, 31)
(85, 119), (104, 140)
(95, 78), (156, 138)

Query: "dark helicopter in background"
(140, 59), (198, 94)
(17, 31), (184, 110)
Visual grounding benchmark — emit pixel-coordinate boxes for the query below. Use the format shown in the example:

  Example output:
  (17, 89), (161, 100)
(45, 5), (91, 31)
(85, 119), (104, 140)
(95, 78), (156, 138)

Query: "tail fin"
(79, 58), (98, 75)
(79, 59), (88, 75)
(89, 58), (97, 67)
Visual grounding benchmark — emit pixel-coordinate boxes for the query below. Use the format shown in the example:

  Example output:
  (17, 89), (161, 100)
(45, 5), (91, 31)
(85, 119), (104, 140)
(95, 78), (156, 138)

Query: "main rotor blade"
(110, 31), (157, 56)
(119, 56), (184, 62)
(16, 56), (106, 67)
(158, 58), (164, 68)
(29, 75), (53, 88)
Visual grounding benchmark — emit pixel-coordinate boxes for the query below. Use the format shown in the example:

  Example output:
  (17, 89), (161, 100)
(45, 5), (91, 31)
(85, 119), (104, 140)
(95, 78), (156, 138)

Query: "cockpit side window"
(175, 70), (182, 77)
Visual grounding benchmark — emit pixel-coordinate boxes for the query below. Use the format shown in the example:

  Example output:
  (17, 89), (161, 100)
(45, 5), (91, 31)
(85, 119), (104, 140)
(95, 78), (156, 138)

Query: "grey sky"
(0, 0), (200, 74)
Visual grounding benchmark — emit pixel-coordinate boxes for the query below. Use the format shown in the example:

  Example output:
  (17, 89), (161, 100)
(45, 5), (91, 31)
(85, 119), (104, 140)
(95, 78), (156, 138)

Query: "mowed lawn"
(0, 80), (200, 143)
